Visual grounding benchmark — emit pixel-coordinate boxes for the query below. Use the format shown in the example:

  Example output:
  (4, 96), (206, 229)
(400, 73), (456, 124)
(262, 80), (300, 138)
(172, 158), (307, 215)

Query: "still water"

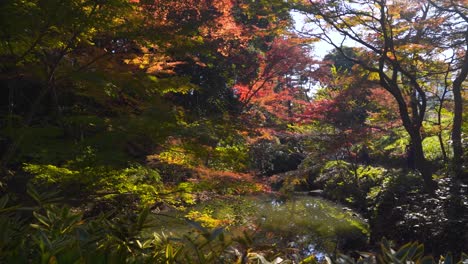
(151, 194), (368, 258)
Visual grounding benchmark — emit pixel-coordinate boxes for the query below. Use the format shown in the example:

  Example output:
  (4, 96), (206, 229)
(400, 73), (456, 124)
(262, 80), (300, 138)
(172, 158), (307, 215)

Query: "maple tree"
(0, 0), (140, 168)
(299, 52), (375, 169)
(305, 48), (372, 128)
(233, 36), (317, 125)
(0, 0), (298, 166)
(295, 0), (468, 192)
(0, 0), (467, 257)
(128, 0), (298, 117)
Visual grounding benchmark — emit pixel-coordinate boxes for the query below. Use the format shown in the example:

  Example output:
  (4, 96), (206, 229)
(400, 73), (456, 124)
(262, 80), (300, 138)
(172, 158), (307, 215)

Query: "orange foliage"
(190, 167), (269, 194)
(195, 167), (254, 182)
(234, 36), (317, 122)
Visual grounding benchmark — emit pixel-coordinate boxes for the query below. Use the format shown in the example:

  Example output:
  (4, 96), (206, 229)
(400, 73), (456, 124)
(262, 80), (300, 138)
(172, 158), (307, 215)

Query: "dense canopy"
(0, 0), (467, 262)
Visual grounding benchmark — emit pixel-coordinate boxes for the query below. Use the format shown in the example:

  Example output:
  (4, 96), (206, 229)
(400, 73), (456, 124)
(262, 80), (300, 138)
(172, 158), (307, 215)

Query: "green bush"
(323, 238), (468, 264)
(0, 189), (245, 263)
(209, 142), (250, 172)
(318, 161), (387, 210)
(24, 163), (163, 206)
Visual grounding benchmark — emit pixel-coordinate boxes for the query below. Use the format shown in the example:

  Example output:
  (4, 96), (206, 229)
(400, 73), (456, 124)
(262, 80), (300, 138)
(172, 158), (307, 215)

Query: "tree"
(0, 0), (137, 169)
(426, 0), (468, 180)
(296, 0), (462, 192)
(304, 65), (371, 131)
(323, 47), (358, 73)
(233, 36), (316, 124)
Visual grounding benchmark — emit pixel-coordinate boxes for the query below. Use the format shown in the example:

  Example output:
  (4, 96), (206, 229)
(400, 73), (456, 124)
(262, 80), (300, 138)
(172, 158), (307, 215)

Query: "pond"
(150, 194), (368, 259)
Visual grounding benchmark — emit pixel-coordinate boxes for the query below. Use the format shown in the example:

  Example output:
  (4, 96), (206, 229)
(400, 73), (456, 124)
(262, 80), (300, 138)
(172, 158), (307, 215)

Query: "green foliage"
(0, 189), (240, 263)
(184, 197), (257, 229)
(189, 174), (262, 196)
(363, 171), (468, 253)
(421, 107), (453, 162)
(376, 128), (410, 157)
(147, 76), (199, 95)
(323, 47), (358, 73)
(1, 188), (466, 263)
(250, 137), (305, 176)
(318, 161), (387, 209)
(0, 0), (464, 260)
(185, 210), (231, 228)
(158, 145), (201, 167)
(154, 117), (251, 172)
(24, 161), (163, 206)
(422, 135), (450, 162)
(2, 125), (78, 164)
(0, 0), (134, 72)
(209, 141), (250, 172)
(1, 109), (180, 166)
(325, 238), (468, 264)
(367, 171), (424, 213)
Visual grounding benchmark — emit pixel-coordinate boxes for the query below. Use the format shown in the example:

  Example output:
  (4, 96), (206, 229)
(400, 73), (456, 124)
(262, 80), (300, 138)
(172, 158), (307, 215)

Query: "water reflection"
(151, 194), (369, 258)
(250, 195), (368, 257)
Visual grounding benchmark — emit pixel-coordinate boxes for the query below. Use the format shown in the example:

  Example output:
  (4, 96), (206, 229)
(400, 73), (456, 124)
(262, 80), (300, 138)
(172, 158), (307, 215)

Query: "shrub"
(368, 172), (468, 255)
(317, 161), (387, 210)
(24, 163), (163, 206)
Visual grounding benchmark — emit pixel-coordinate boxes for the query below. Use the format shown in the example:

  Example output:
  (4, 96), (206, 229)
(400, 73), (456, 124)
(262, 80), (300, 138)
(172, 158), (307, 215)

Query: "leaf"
(300, 255), (319, 264)
(166, 243), (174, 260)
(0, 195), (9, 209)
(325, 256), (334, 264)
(133, 239), (141, 249)
(337, 254), (357, 264)
(33, 212), (51, 228)
(394, 242), (412, 260)
(413, 243), (425, 260)
(408, 244), (421, 261)
(27, 186), (42, 205)
(136, 207), (150, 231)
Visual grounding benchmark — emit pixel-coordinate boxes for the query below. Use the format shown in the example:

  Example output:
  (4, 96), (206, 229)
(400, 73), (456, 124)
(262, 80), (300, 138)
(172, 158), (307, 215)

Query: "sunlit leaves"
(233, 36), (316, 124)
(0, 0), (134, 70)
(25, 162), (163, 205)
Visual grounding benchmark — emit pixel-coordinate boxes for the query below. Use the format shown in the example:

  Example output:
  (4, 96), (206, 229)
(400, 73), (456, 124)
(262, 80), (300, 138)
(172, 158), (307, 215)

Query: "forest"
(0, 0), (467, 263)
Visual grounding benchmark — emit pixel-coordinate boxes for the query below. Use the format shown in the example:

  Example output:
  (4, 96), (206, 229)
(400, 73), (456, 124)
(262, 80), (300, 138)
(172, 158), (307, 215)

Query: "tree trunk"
(387, 81), (437, 193)
(451, 80), (464, 180)
(436, 87), (448, 163)
(437, 133), (448, 163)
(451, 31), (468, 181)
(381, 80), (437, 194)
(410, 131), (436, 192)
